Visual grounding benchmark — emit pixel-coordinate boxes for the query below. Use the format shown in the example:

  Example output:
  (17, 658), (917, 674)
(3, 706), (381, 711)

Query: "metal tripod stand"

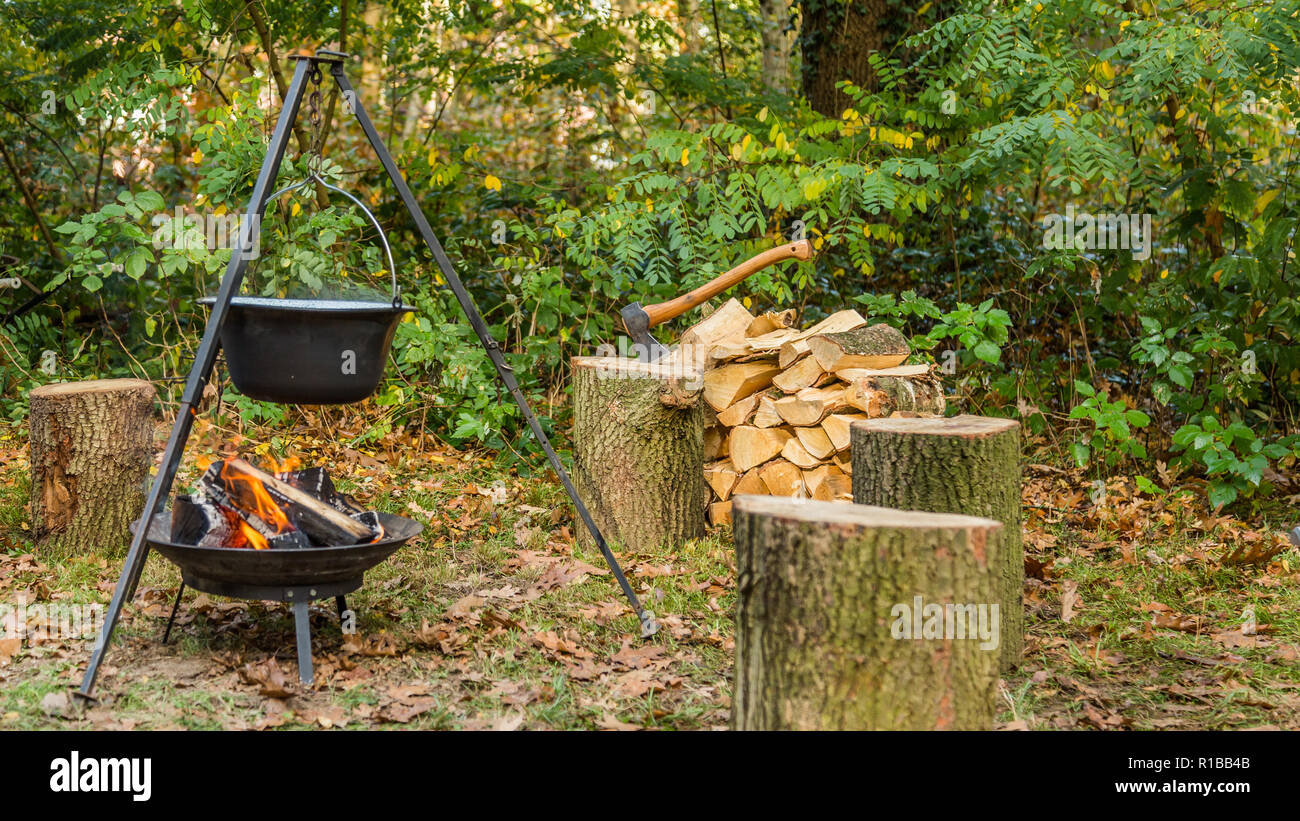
(79, 50), (655, 698)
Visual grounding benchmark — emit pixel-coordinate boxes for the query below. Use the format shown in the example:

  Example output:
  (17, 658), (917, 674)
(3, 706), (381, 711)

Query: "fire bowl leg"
(335, 595), (347, 621)
(292, 601), (313, 685)
(161, 582), (186, 645)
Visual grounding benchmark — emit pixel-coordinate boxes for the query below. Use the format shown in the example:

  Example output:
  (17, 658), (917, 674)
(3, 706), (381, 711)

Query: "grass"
(1, 417), (1296, 730)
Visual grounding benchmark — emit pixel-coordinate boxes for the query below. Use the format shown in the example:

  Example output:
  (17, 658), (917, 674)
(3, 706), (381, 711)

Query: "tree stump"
(28, 378), (157, 556)
(571, 357), (706, 552)
(850, 415), (1023, 671)
(732, 496), (1003, 730)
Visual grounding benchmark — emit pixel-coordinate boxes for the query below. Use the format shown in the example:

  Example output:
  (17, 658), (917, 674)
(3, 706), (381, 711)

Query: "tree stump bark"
(850, 415), (1023, 671)
(571, 357), (706, 552)
(732, 496), (1003, 730)
(28, 378), (157, 557)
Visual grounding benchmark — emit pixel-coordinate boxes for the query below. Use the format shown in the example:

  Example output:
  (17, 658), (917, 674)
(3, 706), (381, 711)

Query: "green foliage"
(1068, 379), (1150, 469)
(3, 0), (1300, 512)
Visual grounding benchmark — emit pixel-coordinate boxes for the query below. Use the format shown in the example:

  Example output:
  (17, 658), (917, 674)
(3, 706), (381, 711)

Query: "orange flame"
(220, 459), (292, 534)
(237, 518), (270, 550)
(267, 454), (303, 475)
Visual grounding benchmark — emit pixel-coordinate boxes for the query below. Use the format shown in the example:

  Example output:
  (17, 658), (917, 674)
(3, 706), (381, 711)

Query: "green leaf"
(1070, 441), (1090, 467)
(1073, 379), (1096, 397)
(972, 339), (1000, 363)
(1125, 409), (1151, 427)
(81, 274), (103, 292)
(126, 248), (149, 280)
(1206, 482), (1237, 510)
(1134, 476), (1160, 495)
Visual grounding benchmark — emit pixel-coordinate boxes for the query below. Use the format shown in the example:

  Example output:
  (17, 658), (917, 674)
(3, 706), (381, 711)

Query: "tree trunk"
(732, 496), (1002, 730)
(798, 0), (885, 117)
(851, 415), (1023, 672)
(759, 0), (797, 95)
(28, 378), (157, 557)
(798, 1), (957, 116)
(571, 357), (706, 552)
(678, 0), (701, 53)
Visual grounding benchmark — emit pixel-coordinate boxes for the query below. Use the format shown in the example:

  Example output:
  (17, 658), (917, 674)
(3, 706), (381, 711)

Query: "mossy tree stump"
(732, 496), (1003, 730)
(29, 378), (157, 557)
(571, 357), (706, 552)
(850, 415), (1023, 671)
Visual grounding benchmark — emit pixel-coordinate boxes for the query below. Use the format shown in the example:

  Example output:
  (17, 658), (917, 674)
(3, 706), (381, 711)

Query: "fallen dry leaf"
(1060, 580), (1079, 623)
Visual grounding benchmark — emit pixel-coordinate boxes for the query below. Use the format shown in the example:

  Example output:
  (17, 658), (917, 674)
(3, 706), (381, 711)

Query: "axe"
(620, 239), (813, 361)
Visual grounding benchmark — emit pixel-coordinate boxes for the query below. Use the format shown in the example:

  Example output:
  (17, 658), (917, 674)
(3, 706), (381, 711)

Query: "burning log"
(207, 459), (377, 546)
(276, 467), (366, 515)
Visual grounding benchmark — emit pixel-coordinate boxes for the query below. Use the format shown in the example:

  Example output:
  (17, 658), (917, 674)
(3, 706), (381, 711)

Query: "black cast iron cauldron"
(135, 509), (422, 588)
(200, 295), (411, 404)
(200, 174), (413, 405)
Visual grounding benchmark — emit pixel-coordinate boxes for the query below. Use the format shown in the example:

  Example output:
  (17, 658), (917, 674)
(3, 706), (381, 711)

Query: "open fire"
(172, 458), (383, 549)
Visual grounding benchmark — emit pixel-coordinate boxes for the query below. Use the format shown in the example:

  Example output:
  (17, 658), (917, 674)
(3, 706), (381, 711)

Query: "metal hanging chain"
(307, 64), (325, 159)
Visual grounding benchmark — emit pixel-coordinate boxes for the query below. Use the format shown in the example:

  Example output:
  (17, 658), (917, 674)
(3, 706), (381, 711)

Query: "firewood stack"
(657, 298), (946, 526)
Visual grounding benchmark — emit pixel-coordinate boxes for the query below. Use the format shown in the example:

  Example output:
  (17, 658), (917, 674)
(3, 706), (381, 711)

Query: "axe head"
(619, 301), (670, 363)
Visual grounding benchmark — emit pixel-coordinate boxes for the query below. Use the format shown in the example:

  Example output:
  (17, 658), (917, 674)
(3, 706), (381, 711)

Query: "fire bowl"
(133, 510), (422, 588)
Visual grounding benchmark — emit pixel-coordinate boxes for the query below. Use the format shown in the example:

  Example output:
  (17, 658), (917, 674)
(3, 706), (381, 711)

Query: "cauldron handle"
(266, 173), (402, 307)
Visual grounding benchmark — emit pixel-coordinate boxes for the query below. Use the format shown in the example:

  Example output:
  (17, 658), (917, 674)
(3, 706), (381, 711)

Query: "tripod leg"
(330, 64), (656, 638)
(78, 58), (315, 697)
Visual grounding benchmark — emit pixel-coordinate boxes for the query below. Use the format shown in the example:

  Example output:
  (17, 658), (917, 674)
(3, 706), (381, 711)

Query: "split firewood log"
(657, 298), (757, 373)
(730, 426), (795, 472)
(704, 425), (729, 460)
(733, 468), (768, 496)
(704, 460), (740, 501)
(808, 324), (910, 372)
(709, 338), (776, 363)
(747, 309), (867, 352)
(821, 413), (868, 452)
(843, 370), (946, 416)
(703, 362), (781, 410)
(709, 500), (734, 526)
(794, 426), (835, 460)
(778, 339), (811, 369)
(836, 364), (931, 380)
(752, 395), (784, 428)
(716, 392), (764, 427)
(774, 386), (847, 426)
(759, 459), (806, 497)
(680, 298), (755, 348)
(833, 452), (853, 475)
(771, 356), (829, 393)
(780, 436), (822, 469)
(746, 309), (798, 337)
(802, 464), (851, 501)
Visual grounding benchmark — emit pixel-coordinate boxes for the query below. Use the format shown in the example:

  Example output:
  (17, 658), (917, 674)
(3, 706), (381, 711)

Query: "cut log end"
(571, 355), (702, 383)
(854, 414), (1019, 439)
(29, 377), (155, 399)
(731, 495), (1004, 534)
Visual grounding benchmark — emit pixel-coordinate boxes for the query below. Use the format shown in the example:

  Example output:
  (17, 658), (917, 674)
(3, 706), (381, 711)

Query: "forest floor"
(1, 412), (1297, 730)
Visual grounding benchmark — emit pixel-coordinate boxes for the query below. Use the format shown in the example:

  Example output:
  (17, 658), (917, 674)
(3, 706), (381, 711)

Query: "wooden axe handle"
(641, 239), (813, 329)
